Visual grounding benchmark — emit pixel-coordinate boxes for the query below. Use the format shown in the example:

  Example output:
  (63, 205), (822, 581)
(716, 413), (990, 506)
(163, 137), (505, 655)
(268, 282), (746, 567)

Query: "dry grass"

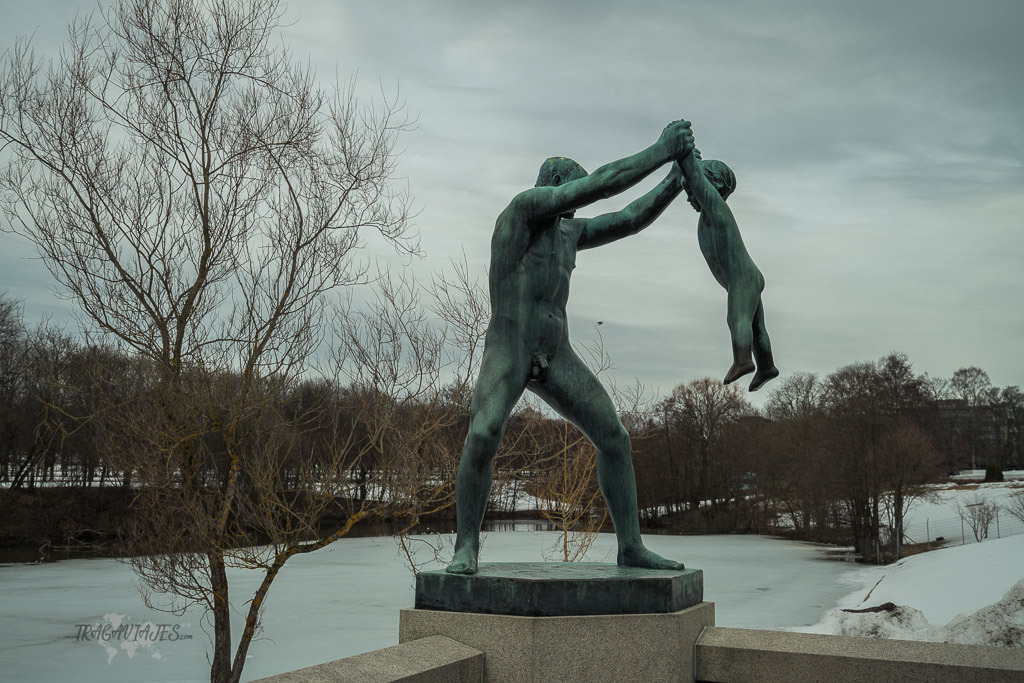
(897, 541), (949, 560)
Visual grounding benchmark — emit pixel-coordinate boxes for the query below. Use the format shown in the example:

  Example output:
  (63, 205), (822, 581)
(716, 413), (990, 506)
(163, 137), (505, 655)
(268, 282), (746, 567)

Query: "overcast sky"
(2, 0), (1022, 405)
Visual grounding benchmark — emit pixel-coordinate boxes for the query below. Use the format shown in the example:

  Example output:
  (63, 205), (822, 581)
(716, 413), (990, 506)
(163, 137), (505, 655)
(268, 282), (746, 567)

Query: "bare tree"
(877, 419), (942, 558)
(1004, 491), (1024, 525)
(0, 294), (33, 485)
(660, 377), (753, 523)
(0, 0), (418, 680)
(953, 492), (998, 543)
(0, 294), (84, 489)
(763, 371), (822, 422)
(759, 372), (837, 536)
(951, 367), (998, 470)
(333, 263), (492, 573)
(530, 415), (608, 562)
(996, 385), (1023, 469)
(819, 353), (936, 559)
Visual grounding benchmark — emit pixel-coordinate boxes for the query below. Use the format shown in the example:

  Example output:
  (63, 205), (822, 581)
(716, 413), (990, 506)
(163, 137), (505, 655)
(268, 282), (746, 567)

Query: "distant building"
(934, 398), (1022, 470)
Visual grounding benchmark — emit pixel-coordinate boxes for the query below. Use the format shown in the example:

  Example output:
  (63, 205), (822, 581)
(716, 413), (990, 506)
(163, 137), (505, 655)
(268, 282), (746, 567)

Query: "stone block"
(250, 634), (483, 683)
(696, 627), (1024, 683)
(415, 562), (703, 617)
(399, 602), (715, 683)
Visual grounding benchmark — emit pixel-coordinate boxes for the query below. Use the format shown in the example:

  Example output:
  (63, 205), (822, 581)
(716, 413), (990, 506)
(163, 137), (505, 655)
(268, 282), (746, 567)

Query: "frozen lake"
(0, 531), (864, 682)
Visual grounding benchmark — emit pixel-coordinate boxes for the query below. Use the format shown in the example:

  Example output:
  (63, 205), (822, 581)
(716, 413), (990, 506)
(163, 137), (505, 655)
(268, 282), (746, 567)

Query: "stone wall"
(696, 627), (1023, 683)
(255, 608), (1024, 682)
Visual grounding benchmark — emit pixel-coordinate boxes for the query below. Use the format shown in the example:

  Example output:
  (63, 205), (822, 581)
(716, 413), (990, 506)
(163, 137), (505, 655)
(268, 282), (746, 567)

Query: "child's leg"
(724, 287), (757, 384)
(749, 297), (780, 392)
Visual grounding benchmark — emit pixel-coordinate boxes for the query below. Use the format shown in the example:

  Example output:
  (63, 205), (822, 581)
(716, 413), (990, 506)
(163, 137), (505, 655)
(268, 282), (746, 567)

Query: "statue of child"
(679, 144), (779, 391)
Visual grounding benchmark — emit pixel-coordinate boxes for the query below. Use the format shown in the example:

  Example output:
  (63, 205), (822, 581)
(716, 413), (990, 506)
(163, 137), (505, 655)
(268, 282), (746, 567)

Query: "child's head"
(702, 160), (736, 200)
(683, 159), (737, 212)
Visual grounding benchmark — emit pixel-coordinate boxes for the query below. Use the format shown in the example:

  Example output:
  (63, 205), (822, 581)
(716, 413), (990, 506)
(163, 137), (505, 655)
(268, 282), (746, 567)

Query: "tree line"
(6, 295), (1020, 564)
(630, 353), (1022, 560)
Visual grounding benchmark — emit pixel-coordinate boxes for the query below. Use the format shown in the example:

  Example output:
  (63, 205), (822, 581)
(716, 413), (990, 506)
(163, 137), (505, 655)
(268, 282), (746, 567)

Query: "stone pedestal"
(415, 562), (703, 617)
(400, 562), (715, 682)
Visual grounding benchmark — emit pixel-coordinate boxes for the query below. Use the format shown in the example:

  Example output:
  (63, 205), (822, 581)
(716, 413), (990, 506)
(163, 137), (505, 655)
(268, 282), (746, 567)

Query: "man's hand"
(658, 119), (695, 160)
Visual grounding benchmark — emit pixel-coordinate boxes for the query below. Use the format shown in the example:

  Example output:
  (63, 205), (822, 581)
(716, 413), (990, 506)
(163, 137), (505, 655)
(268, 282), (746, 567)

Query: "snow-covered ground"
(790, 479), (1024, 647)
(899, 478), (1024, 546)
(1, 481), (1022, 682)
(951, 469), (1024, 482)
(794, 534), (1024, 647)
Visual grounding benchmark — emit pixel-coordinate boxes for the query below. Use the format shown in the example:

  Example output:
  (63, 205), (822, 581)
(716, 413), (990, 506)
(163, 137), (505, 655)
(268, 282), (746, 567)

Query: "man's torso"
(488, 209), (582, 355)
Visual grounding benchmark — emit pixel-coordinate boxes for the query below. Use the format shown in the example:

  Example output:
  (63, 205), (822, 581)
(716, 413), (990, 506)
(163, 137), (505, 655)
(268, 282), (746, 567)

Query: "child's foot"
(724, 360), (755, 385)
(749, 365), (780, 392)
(617, 545), (685, 571)
(445, 545), (479, 574)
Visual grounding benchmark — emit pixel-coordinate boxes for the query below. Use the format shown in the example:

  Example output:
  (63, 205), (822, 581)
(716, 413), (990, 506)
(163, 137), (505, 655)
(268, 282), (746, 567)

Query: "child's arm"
(679, 149), (726, 218)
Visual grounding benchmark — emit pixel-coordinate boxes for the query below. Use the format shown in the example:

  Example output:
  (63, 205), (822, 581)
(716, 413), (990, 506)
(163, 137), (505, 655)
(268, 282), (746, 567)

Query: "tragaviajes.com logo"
(75, 613), (192, 664)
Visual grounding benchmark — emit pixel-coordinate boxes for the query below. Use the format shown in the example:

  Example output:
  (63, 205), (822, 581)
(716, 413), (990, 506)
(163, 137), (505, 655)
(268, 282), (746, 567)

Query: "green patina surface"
(447, 121), (697, 575)
(417, 562), (703, 617)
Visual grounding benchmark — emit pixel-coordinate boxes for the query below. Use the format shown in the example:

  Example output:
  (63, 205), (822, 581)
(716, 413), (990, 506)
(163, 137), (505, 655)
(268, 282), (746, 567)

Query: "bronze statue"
(679, 143), (778, 392)
(447, 120), (694, 574)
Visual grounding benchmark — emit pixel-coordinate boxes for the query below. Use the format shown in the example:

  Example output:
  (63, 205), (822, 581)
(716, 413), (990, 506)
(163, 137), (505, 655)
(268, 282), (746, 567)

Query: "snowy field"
(1, 481), (1022, 682)
(899, 476), (1024, 546)
(0, 532), (881, 682)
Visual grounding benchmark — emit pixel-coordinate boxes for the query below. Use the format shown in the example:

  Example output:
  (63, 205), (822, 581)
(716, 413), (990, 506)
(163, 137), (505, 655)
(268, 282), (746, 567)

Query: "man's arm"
(577, 162), (684, 250)
(510, 120), (694, 223)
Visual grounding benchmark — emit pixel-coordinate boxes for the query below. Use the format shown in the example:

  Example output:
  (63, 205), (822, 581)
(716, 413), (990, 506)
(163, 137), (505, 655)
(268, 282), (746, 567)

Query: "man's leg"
(533, 344), (683, 570)
(446, 345), (529, 574)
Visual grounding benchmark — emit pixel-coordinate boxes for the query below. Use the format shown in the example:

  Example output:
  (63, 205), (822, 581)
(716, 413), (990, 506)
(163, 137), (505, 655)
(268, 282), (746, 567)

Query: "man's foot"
(749, 365), (780, 392)
(723, 360), (755, 385)
(617, 545), (684, 571)
(445, 545), (479, 575)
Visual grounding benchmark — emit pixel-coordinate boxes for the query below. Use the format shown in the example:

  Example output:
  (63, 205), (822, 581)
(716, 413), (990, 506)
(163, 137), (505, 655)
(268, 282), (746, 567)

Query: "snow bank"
(950, 469), (1024, 481)
(800, 534), (1024, 647)
(943, 579), (1024, 647)
(814, 580), (1024, 647)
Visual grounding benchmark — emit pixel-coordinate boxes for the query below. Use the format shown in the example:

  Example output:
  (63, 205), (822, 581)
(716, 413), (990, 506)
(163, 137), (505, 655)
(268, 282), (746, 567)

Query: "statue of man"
(447, 120), (695, 574)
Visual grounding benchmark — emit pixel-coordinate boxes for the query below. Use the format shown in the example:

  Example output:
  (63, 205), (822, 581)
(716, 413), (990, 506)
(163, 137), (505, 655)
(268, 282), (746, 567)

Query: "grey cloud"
(2, 0), (1022, 402)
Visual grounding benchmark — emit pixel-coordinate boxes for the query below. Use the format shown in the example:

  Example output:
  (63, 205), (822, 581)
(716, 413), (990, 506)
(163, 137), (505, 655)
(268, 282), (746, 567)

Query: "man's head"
(535, 157), (589, 188)
(683, 159), (736, 213)
(535, 157), (589, 219)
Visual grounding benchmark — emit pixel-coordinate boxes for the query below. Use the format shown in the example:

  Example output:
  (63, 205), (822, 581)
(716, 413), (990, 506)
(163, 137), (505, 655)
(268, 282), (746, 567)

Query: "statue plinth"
(414, 562), (703, 617)
(402, 565), (713, 681)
